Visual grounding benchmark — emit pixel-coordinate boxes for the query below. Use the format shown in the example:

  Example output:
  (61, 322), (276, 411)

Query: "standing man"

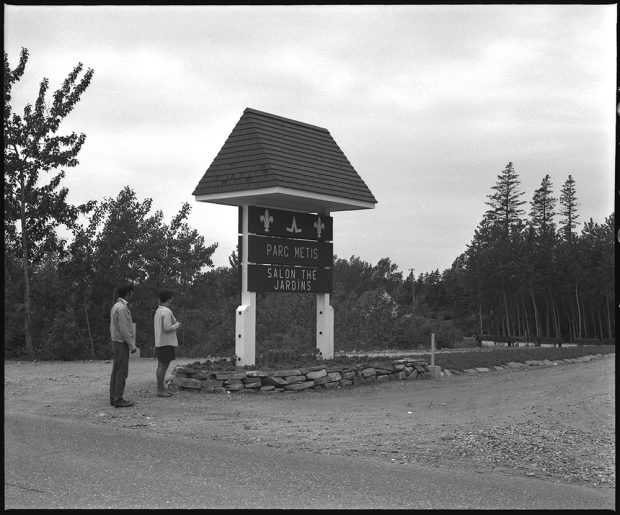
(109, 283), (137, 407)
(153, 289), (181, 397)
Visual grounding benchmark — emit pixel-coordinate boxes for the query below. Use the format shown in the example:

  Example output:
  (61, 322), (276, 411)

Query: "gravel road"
(4, 354), (615, 491)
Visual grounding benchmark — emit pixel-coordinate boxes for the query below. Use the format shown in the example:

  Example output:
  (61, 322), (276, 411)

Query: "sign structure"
(248, 264), (332, 293)
(242, 206), (333, 294)
(243, 206), (333, 241)
(247, 235), (333, 267)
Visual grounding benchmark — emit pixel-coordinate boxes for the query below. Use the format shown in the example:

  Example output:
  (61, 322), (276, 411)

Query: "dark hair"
(116, 283), (134, 299)
(159, 289), (174, 303)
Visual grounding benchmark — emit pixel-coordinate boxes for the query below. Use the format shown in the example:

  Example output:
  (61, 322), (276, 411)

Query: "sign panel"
(248, 264), (332, 293)
(248, 235), (333, 267)
(243, 206), (333, 241)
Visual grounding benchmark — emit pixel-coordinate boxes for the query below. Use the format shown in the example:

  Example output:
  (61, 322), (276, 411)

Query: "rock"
(191, 372), (213, 380)
(272, 369), (302, 377)
(173, 377), (202, 389)
(242, 375), (262, 383)
(284, 375), (305, 384)
(200, 378), (224, 389)
(404, 366), (414, 375)
(313, 375), (331, 385)
(393, 364), (405, 371)
(306, 369), (327, 380)
(475, 367), (490, 372)
(226, 382), (244, 391)
(406, 369), (418, 380)
(284, 380), (315, 391)
(493, 366), (505, 371)
(392, 371), (407, 380)
(245, 370), (267, 377)
(323, 381), (339, 389)
(243, 380), (261, 389)
(377, 374), (390, 382)
(361, 368), (376, 377)
(506, 362), (522, 369)
(326, 366), (343, 374)
(262, 376), (289, 387)
(525, 360), (541, 366)
(260, 385), (275, 391)
(373, 367), (393, 375)
(340, 379), (353, 386)
(215, 371), (246, 380)
(341, 371), (355, 380)
(443, 369), (453, 376)
(327, 372), (341, 382)
(464, 368), (478, 374)
(299, 366), (326, 374)
(175, 366), (199, 375)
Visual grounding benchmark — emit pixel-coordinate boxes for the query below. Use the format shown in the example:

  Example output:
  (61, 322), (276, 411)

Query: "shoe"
(114, 399), (134, 408)
(157, 391), (172, 397)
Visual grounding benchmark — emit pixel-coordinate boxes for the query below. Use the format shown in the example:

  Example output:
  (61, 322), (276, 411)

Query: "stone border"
(441, 353), (613, 377)
(171, 352), (614, 393)
(171, 358), (431, 393)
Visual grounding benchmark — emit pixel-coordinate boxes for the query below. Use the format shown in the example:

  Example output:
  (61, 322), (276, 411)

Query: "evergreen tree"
(559, 175), (579, 243)
(557, 175), (581, 339)
(484, 161), (526, 236)
(529, 174), (557, 238)
(527, 174), (559, 338)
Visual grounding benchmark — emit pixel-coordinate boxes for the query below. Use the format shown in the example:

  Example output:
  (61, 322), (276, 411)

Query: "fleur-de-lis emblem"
(260, 209), (273, 232)
(314, 216), (325, 238)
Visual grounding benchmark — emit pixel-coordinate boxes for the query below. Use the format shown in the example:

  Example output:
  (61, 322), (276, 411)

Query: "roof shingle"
(192, 108), (377, 211)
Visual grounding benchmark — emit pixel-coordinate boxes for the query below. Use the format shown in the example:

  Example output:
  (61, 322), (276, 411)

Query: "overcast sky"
(4, 5), (616, 277)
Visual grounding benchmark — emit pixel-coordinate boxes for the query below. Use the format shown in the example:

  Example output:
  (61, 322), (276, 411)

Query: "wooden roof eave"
(194, 186), (376, 213)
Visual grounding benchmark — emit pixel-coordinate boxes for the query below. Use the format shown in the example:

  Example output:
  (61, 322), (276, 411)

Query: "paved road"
(4, 413), (614, 509)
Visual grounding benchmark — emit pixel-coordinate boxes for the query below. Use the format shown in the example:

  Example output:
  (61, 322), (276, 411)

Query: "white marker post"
(316, 208), (334, 359)
(235, 204), (256, 366)
(428, 333), (441, 379)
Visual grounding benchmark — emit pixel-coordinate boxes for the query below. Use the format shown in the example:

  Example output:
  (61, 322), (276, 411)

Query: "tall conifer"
(484, 162), (526, 236)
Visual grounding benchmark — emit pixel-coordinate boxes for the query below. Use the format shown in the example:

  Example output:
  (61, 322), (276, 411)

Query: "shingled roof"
(192, 108), (377, 212)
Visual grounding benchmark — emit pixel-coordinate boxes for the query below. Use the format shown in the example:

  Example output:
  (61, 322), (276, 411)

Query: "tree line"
(4, 49), (614, 360)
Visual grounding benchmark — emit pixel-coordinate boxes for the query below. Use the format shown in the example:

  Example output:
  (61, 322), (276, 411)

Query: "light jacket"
(110, 298), (136, 350)
(154, 305), (180, 347)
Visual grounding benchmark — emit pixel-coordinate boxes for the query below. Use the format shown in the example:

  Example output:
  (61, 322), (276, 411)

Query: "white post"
(235, 204), (256, 366)
(428, 333), (441, 378)
(316, 293), (334, 359)
(316, 208), (334, 360)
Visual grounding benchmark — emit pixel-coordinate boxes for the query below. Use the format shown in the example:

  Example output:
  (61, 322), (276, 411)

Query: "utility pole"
(409, 268), (415, 316)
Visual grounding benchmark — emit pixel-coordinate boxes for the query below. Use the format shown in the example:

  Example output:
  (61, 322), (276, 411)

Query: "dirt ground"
(4, 354), (615, 490)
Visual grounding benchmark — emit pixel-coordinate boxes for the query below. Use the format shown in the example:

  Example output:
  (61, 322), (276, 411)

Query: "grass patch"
(422, 345), (615, 371)
(185, 345), (614, 372)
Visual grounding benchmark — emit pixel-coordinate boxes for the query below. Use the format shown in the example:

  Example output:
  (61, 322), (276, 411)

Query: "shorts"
(155, 345), (176, 363)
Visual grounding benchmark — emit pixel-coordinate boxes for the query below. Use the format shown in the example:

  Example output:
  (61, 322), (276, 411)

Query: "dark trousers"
(110, 340), (129, 403)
